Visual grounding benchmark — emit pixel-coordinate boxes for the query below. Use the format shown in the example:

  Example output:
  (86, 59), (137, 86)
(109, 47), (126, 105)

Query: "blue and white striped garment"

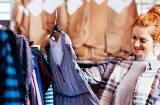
(0, 30), (22, 105)
(44, 84), (54, 105)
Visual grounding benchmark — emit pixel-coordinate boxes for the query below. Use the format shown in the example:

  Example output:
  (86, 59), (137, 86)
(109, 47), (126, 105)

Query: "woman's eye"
(140, 39), (146, 43)
(131, 36), (136, 39)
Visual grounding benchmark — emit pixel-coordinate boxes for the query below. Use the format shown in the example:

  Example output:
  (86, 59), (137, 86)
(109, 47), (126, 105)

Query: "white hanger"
(0, 24), (3, 29)
(0, 24), (6, 30)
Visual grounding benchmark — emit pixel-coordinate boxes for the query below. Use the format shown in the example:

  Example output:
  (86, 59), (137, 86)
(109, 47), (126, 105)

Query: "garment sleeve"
(81, 63), (107, 84)
(81, 57), (121, 85)
(154, 94), (160, 105)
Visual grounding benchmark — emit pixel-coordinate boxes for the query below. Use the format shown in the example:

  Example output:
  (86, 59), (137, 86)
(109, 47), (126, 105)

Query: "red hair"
(133, 4), (160, 43)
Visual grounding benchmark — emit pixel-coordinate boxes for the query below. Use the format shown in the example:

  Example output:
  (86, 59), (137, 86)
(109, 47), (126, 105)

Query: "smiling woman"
(43, 4), (160, 105)
(132, 4), (160, 59)
(131, 26), (156, 59)
(81, 4), (160, 104)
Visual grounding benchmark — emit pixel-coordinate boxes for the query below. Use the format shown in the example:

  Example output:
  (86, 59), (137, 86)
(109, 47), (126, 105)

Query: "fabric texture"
(35, 56), (52, 94)
(29, 82), (37, 105)
(33, 56), (44, 105)
(31, 48), (51, 74)
(83, 54), (160, 105)
(44, 84), (54, 105)
(6, 28), (25, 103)
(16, 35), (35, 105)
(48, 31), (101, 105)
(32, 70), (42, 105)
(0, 30), (22, 105)
(112, 59), (148, 105)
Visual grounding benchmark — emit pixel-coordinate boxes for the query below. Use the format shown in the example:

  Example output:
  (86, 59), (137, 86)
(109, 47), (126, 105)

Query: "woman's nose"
(134, 40), (140, 47)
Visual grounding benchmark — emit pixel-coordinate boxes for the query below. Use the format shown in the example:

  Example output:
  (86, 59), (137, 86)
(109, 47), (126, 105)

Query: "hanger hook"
(54, 10), (57, 25)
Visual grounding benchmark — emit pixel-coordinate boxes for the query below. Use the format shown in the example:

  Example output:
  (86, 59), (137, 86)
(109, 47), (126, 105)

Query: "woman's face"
(131, 25), (155, 59)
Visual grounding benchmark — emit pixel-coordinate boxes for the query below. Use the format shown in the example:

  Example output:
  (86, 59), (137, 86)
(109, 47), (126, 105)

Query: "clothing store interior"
(1, 0), (160, 105)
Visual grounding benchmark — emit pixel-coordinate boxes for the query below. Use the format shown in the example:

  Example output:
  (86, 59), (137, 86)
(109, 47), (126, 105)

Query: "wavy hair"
(133, 4), (160, 43)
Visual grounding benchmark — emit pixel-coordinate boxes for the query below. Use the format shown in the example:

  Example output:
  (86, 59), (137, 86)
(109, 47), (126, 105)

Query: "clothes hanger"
(29, 41), (34, 46)
(50, 10), (61, 38)
(0, 24), (3, 29)
(0, 24), (7, 30)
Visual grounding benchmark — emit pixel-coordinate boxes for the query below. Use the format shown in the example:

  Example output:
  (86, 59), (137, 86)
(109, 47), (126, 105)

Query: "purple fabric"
(49, 31), (100, 105)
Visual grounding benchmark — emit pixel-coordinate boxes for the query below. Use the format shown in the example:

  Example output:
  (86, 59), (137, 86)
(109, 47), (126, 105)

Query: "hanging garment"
(33, 56), (44, 105)
(6, 28), (25, 103)
(57, 0), (137, 61)
(16, 34), (35, 105)
(13, 0), (49, 55)
(44, 84), (54, 105)
(34, 55), (52, 94)
(0, 30), (22, 105)
(49, 31), (100, 105)
(106, 0), (138, 54)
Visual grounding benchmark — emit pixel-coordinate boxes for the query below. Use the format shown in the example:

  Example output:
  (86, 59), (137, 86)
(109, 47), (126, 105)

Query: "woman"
(44, 4), (160, 105)
(84, 4), (160, 105)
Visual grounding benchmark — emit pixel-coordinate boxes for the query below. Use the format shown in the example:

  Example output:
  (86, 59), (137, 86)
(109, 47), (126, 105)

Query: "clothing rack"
(0, 29), (53, 105)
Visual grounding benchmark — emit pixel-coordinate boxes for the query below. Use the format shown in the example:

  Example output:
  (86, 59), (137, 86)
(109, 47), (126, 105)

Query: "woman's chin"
(133, 52), (142, 58)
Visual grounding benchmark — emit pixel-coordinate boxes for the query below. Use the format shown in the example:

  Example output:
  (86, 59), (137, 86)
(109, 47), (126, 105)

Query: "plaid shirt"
(83, 54), (160, 105)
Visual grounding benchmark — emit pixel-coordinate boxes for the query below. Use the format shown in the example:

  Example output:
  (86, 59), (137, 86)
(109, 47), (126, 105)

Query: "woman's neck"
(136, 54), (157, 60)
